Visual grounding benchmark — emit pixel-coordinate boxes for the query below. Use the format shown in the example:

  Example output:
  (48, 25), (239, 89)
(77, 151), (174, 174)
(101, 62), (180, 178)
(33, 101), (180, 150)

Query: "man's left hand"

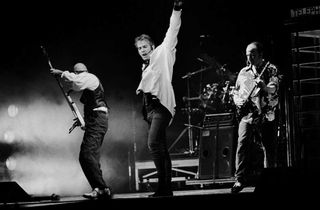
(50, 68), (63, 75)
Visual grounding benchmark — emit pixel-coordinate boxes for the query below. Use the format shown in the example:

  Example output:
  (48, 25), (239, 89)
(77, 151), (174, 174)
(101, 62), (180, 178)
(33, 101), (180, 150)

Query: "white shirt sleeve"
(163, 10), (181, 50)
(61, 71), (99, 91)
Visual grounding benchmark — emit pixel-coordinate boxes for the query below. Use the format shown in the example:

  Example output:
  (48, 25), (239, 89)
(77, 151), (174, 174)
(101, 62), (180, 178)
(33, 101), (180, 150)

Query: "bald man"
(231, 42), (281, 193)
(50, 63), (112, 199)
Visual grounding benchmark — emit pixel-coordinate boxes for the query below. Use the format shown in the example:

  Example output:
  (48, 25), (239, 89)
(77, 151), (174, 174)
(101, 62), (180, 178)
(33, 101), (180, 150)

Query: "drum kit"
(169, 54), (238, 155)
(181, 57), (237, 116)
(200, 81), (236, 113)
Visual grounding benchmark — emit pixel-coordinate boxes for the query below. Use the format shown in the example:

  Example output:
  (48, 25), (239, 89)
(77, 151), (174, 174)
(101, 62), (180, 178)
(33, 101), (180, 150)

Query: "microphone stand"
(181, 66), (212, 79)
(185, 73), (194, 154)
(169, 67), (211, 155)
(169, 73), (195, 154)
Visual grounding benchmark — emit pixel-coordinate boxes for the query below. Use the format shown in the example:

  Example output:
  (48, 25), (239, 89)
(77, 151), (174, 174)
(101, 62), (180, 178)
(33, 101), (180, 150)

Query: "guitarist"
(50, 63), (112, 199)
(231, 42), (281, 193)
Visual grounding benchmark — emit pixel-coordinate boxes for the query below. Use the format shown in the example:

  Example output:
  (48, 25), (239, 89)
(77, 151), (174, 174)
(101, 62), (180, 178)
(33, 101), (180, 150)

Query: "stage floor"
(1, 183), (317, 209)
(114, 186), (255, 198)
(1, 187), (255, 209)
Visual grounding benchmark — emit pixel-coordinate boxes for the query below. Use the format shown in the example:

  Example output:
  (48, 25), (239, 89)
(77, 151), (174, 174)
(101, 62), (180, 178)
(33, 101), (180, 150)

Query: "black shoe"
(83, 187), (113, 199)
(99, 187), (113, 199)
(148, 190), (173, 198)
(231, 181), (245, 194)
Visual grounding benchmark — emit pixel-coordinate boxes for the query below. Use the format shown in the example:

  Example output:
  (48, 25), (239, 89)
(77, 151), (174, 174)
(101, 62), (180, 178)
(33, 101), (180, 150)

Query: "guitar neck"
(244, 61), (270, 101)
(55, 76), (86, 129)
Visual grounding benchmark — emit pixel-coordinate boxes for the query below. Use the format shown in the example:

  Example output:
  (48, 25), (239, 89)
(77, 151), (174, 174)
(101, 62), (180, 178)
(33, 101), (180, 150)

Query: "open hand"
(50, 68), (63, 75)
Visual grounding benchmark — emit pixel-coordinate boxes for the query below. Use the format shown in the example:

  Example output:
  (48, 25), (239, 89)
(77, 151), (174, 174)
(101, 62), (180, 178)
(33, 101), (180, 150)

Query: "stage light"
(5, 156), (17, 171)
(4, 131), (15, 143)
(8, 104), (19, 118)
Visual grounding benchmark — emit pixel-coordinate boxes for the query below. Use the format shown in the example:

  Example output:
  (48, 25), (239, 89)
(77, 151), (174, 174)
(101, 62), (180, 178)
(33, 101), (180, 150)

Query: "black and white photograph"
(0, 0), (319, 209)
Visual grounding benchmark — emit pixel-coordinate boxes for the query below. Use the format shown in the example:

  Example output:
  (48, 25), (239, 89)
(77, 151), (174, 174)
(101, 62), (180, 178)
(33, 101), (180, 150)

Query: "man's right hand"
(174, 0), (183, 10)
(233, 94), (245, 107)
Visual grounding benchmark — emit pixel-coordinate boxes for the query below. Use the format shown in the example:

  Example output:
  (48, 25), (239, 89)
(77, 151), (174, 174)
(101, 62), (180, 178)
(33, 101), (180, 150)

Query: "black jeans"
(79, 111), (108, 190)
(146, 104), (172, 193)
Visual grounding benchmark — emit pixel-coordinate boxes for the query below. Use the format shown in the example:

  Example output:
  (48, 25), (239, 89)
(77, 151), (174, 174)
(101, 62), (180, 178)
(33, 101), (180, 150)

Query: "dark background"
(0, 0), (318, 194)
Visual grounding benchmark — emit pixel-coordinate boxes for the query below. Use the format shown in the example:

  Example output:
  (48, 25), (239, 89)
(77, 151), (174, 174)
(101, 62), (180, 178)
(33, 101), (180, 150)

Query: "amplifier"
(202, 112), (235, 128)
(198, 125), (237, 179)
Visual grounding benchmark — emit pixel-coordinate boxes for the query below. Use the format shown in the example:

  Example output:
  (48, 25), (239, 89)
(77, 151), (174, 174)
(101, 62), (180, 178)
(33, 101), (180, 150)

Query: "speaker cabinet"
(198, 125), (236, 179)
(0, 181), (31, 203)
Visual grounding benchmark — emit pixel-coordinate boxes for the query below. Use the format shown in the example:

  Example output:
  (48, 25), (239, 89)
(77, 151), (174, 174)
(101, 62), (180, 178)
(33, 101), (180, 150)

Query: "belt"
(93, 107), (109, 114)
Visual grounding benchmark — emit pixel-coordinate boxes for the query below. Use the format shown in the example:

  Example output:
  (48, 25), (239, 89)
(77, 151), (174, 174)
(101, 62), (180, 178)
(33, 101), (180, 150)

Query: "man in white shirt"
(135, 0), (183, 197)
(50, 63), (111, 199)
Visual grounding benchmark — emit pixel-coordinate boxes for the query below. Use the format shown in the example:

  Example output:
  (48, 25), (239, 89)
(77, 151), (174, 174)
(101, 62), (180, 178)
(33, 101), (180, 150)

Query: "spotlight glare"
(4, 131), (15, 143)
(8, 104), (19, 117)
(6, 157), (17, 171)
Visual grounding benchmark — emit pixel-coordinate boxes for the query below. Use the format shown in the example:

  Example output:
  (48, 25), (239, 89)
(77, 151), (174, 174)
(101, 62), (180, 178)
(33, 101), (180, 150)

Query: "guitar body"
(235, 100), (256, 121)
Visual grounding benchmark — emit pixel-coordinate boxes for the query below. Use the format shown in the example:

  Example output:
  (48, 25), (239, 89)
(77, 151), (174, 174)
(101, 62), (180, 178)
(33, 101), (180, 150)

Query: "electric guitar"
(41, 46), (86, 133)
(236, 61), (270, 121)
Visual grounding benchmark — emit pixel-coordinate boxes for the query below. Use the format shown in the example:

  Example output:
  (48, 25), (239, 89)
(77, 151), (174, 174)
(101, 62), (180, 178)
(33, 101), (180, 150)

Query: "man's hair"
(134, 34), (155, 48)
(73, 63), (88, 73)
(248, 41), (264, 54)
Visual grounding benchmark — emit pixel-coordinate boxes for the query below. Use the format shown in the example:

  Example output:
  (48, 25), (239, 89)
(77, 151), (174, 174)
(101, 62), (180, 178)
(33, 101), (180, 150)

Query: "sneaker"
(83, 187), (113, 199)
(83, 188), (100, 199)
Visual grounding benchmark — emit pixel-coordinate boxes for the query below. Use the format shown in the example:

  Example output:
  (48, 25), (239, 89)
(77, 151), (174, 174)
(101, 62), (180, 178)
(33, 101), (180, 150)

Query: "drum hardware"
(181, 66), (212, 79)
(169, 123), (203, 154)
(183, 124), (203, 129)
(180, 107), (201, 113)
(198, 79), (237, 114)
(202, 112), (235, 128)
(182, 96), (201, 101)
(200, 82), (223, 113)
(169, 67), (212, 155)
(170, 58), (238, 154)
(221, 81), (230, 104)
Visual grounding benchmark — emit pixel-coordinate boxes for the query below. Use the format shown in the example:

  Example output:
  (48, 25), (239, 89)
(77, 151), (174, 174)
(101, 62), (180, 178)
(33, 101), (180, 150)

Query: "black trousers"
(145, 104), (172, 192)
(79, 111), (108, 190)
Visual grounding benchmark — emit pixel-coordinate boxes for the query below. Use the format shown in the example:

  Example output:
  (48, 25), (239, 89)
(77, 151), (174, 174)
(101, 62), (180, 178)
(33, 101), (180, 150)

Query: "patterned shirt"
(233, 60), (280, 123)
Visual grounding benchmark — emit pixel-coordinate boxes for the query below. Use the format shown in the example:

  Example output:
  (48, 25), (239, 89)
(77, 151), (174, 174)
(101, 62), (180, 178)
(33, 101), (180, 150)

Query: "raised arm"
(163, 0), (184, 49)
